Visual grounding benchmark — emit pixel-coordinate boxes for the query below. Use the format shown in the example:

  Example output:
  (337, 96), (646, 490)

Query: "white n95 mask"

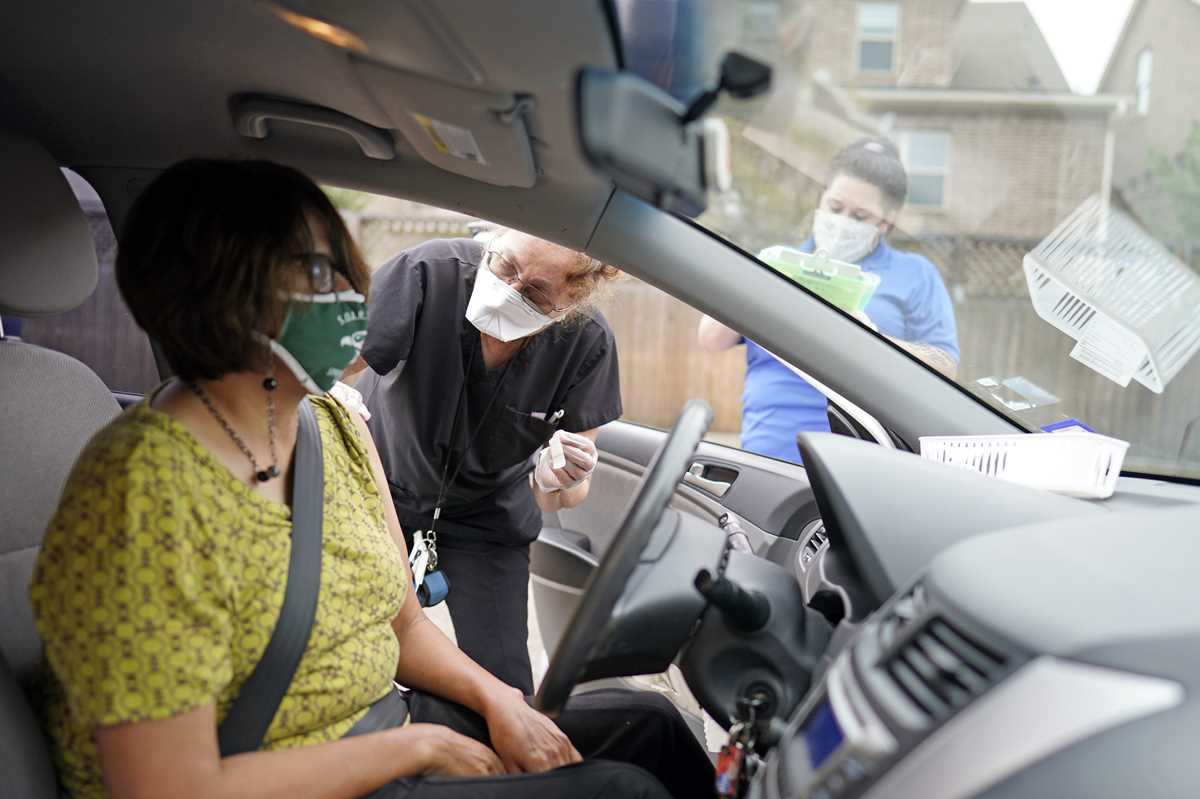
(812, 210), (881, 264)
(465, 264), (557, 341)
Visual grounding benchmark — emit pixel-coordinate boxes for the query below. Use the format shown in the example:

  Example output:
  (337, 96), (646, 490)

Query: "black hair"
(116, 159), (371, 381)
(827, 136), (908, 210)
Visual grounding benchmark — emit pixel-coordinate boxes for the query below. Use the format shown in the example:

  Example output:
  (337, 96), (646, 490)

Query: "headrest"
(0, 132), (98, 317)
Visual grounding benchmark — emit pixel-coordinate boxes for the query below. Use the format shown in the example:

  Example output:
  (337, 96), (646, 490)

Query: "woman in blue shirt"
(698, 137), (959, 463)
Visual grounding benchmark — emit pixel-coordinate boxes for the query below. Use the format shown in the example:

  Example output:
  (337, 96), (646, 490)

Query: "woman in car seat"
(697, 136), (960, 464)
(29, 159), (714, 799)
(346, 228), (622, 695)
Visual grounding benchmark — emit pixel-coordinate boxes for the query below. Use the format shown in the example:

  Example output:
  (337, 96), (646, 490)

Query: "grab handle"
(233, 96), (395, 160)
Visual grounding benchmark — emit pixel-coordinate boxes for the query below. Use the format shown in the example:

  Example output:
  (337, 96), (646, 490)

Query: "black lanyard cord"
(431, 341), (519, 528)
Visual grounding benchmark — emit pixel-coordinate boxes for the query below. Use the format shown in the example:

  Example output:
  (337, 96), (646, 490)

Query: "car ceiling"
(1, 0), (1022, 442)
(0, 0), (619, 248)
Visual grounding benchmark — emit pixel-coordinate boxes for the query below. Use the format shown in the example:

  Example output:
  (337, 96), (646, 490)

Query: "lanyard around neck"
(430, 339), (518, 530)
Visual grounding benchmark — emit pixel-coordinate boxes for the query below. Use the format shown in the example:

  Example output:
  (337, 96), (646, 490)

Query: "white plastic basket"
(919, 433), (1130, 499)
(1023, 195), (1200, 393)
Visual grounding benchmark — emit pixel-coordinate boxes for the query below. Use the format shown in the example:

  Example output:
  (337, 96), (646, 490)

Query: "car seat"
(0, 131), (121, 797)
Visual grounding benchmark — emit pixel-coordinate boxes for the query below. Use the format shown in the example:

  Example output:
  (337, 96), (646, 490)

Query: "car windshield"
(616, 0), (1200, 481)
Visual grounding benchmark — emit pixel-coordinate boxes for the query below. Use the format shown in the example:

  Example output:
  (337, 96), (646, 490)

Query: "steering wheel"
(534, 400), (713, 715)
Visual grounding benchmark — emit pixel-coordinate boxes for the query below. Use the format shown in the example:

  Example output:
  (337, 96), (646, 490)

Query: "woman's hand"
(482, 688), (581, 774)
(409, 724), (506, 778)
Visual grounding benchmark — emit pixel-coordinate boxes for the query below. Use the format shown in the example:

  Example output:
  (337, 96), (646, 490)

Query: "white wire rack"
(919, 432), (1130, 499)
(1023, 195), (1200, 393)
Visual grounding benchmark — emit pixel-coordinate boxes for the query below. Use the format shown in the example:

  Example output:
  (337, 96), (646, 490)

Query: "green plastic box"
(759, 245), (881, 313)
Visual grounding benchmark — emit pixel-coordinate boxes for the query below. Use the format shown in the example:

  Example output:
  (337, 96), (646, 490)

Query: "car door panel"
(532, 419), (823, 660)
(541, 448), (719, 558)
(589, 420), (822, 544)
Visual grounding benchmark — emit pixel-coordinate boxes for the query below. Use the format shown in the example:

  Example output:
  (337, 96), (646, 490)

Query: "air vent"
(876, 583), (926, 648)
(800, 522), (828, 567)
(877, 586), (1008, 723)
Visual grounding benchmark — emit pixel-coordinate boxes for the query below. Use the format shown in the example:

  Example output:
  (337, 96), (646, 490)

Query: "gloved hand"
(329, 380), (371, 421)
(533, 430), (598, 493)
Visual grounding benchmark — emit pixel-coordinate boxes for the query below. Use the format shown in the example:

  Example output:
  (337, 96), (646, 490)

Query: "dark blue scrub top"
(741, 238), (959, 464)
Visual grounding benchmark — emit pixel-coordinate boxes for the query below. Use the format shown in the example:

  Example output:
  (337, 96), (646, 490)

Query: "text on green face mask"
(337, 307), (368, 326)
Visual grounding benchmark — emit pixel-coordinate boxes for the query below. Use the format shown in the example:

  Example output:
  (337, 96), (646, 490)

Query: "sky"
(971, 0), (1136, 94)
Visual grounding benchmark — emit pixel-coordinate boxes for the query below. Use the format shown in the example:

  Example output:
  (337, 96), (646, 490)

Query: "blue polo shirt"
(741, 238), (959, 463)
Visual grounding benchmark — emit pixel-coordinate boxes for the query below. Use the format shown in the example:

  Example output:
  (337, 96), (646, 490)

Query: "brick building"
(1099, 0), (1200, 256)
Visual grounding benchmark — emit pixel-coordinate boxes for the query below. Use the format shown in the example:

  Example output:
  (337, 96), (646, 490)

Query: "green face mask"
(269, 290), (369, 393)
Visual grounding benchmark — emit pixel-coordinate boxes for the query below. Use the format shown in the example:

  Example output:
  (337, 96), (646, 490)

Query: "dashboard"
(742, 434), (1200, 799)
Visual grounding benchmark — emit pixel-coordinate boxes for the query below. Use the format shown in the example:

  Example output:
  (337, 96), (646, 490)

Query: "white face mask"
(466, 264), (558, 342)
(812, 209), (881, 263)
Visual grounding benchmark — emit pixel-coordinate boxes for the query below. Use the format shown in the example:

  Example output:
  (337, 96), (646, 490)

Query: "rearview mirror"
(576, 68), (715, 214)
(575, 53), (769, 215)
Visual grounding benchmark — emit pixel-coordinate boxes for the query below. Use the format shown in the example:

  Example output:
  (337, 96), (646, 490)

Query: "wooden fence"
(955, 299), (1200, 471)
(597, 279), (746, 433)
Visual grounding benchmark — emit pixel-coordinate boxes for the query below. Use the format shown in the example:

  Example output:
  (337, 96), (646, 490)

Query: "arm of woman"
(852, 310), (959, 378)
(95, 705), (499, 799)
(697, 314), (743, 352)
(347, 411), (582, 775)
(885, 338), (959, 378)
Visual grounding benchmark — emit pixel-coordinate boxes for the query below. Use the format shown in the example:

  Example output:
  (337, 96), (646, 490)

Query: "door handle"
(684, 462), (733, 497)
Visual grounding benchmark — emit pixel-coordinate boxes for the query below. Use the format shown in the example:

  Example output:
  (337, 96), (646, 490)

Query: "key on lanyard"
(409, 530), (431, 588)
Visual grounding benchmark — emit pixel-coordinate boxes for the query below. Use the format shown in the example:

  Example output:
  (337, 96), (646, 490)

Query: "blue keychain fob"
(417, 568), (450, 607)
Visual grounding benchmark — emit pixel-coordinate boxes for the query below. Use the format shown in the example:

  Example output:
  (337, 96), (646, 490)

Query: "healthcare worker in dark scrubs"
(350, 229), (623, 694)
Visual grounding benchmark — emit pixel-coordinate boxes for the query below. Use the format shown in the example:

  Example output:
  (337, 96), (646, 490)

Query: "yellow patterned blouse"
(30, 392), (408, 799)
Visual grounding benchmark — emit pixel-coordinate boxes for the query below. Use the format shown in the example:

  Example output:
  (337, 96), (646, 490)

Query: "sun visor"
(353, 59), (537, 188)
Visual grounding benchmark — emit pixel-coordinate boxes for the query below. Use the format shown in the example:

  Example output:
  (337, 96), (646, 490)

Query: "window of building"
(900, 131), (951, 207)
(1136, 48), (1153, 116)
(857, 2), (899, 73)
(15, 169), (160, 396)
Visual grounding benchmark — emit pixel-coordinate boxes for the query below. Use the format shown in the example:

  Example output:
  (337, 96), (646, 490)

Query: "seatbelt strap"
(342, 686), (410, 737)
(217, 398), (324, 756)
